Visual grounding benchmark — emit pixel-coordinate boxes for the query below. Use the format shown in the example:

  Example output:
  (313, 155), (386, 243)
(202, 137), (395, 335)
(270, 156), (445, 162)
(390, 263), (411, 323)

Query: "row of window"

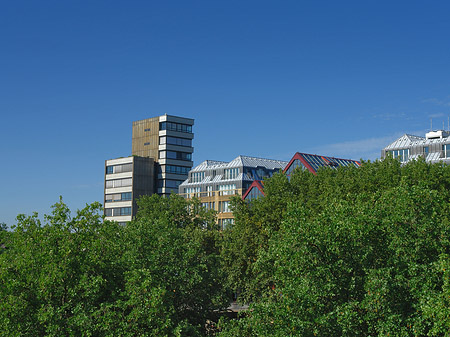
(191, 171), (205, 183)
(163, 165), (190, 175)
(183, 183), (239, 194)
(387, 145), (450, 161)
(157, 179), (184, 189)
(224, 168), (239, 180)
(160, 121), (192, 133)
(218, 184), (237, 195)
(387, 149), (410, 162)
(106, 163), (133, 175)
(186, 187), (201, 194)
(105, 207), (132, 217)
(159, 136), (192, 147)
(106, 178), (132, 188)
(201, 202), (216, 210)
(105, 192), (132, 203)
(159, 150), (192, 161)
(188, 168), (247, 183)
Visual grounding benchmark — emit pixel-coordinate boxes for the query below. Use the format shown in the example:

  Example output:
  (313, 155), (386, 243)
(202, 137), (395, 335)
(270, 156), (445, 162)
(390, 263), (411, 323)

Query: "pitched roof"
(384, 134), (426, 150)
(190, 155), (287, 172)
(284, 152), (361, 175)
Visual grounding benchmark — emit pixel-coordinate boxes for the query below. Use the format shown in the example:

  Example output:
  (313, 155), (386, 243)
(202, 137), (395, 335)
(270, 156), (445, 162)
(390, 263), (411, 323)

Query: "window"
(387, 149), (410, 162)
(191, 171), (205, 183)
(159, 151), (192, 161)
(186, 187), (201, 195)
(144, 142), (150, 146)
(158, 179), (184, 188)
(164, 165), (190, 175)
(159, 136), (192, 147)
(105, 178), (132, 188)
(424, 147), (429, 155)
(106, 192), (133, 202)
(106, 163), (133, 174)
(166, 180), (183, 189)
(224, 168), (239, 180)
(443, 144), (450, 158)
(105, 208), (131, 217)
(122, 192), (132, 201)
(285, 159), (305, 176)
(244, 187), (264, 201)
(159, 121), (192, 133)
(219, 201), (231, 213)
(144, 128), (151, 132)
(218, 184), (236, 195)
(111, 207), (131, 216)
(221, 218), (234, 230)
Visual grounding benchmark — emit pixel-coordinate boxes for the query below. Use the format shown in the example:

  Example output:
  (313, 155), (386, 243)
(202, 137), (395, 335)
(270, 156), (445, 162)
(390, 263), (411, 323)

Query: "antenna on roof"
(443, 121), (445, 130)
(431, 118), (433, 131)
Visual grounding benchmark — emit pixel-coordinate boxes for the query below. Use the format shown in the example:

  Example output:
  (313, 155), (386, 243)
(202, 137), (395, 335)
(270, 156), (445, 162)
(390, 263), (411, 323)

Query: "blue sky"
(1, 1), (450, 226)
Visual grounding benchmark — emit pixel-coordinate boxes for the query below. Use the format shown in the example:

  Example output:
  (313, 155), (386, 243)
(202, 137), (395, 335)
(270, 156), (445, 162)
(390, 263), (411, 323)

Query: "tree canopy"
(2, 158), (450, 336)
(219, 158), (450, 336)
(0, 195), (227, 336)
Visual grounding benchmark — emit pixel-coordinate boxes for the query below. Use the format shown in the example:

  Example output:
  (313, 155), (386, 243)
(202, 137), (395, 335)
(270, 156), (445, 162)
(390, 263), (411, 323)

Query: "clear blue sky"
(1, 1), (450, 226)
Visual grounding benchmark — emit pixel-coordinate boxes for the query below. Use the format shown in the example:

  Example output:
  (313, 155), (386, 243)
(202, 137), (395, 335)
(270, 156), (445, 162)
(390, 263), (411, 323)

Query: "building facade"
(104, 114), (194, 223)
(381, 130), (450, 164)
(178, 156), (287, 229)
(104, 156), (154, 224)
(132, 114), (195, 196)
(243, 152), (361, 202)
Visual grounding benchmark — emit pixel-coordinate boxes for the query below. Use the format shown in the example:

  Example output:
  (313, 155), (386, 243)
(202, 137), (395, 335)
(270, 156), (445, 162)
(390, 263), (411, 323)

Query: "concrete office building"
(104, 114), (194, 223)
(381, 130), (450, 164)
(178, 155), (287, 229)
(104, 156), (154, 224)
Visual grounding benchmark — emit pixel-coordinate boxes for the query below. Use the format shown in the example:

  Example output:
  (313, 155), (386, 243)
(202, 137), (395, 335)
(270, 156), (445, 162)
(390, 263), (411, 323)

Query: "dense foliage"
(219, 158), (450, 336)
(0, 195), (227, 336)
(2, 158), (450, 336)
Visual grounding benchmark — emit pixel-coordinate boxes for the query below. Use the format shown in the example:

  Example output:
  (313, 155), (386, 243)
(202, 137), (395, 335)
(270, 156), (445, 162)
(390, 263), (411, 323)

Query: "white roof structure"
(179, 155), (288, 188)
(382, 130), (450, 164)
(384, 134), (426, 150)
(190, 155), (288, 172)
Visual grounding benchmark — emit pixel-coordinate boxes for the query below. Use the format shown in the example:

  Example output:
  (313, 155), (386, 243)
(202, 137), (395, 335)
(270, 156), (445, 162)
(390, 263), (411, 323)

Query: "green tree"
(220, 159), (450, 336)
(0, 198), (126, 336)
(105, 193), (229, 336)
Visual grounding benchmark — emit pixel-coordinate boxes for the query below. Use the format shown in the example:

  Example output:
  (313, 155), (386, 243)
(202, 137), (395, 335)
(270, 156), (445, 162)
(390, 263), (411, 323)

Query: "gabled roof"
(284, 152), (361, 175)
(228, 155), (288, 170)
(190, 160), (228, 172)
(189, 155), (287, 172)
(384, 134), (426, 150)
(242, 180), (265, 200)
(384, 132), (450, 150)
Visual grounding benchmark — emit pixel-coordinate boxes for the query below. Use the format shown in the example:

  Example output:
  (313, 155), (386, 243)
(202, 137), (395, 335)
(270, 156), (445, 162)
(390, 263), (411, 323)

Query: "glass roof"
(287, 153), (360, 173)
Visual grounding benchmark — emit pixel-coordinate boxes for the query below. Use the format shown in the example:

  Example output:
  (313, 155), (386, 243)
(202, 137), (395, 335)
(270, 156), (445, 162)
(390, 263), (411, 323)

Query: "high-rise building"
(381, 130), (450, 164)
(178, 155), (287, 229)
(132, 114), (195, 196)
(104, 114), (194, 223)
